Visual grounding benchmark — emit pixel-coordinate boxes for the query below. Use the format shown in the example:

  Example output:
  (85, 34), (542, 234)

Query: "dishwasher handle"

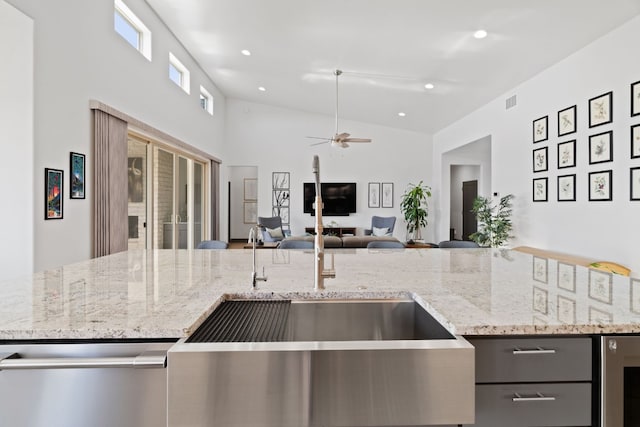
(0, 351), (166, 370)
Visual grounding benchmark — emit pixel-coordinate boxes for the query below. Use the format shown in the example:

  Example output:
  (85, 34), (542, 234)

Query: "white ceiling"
(145, 0), (640, 134)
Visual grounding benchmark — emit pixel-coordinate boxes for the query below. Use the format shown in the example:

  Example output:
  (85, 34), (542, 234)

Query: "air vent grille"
(506, 95), (517, 110)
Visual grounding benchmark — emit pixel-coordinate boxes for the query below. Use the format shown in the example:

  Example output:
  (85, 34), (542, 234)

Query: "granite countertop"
(1, 248), (639, 340)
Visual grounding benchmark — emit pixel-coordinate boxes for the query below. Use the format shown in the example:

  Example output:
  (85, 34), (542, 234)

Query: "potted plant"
(400, 181), (432, 242)
(469, 194), (514, 247)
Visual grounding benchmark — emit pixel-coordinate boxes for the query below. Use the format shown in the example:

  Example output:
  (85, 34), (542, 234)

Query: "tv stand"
(305, 226), (356, 237)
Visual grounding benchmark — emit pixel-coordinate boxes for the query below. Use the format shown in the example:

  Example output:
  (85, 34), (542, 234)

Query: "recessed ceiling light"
(258, 86), (266, 92)
(241, 49), (251, 56)
(424, 83), (435, 90)
(474, 30), (488, 39)
(398, 112), (406, 117)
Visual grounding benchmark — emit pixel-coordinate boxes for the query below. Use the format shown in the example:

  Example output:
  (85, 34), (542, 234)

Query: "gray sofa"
(279, 235), (401, 248)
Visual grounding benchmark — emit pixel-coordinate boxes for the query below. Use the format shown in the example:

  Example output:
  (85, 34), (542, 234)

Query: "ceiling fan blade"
(332, 140), (349, 148)
(344, 138), (372, 143)
(306, 136), (332, 140)
(335, 132), (350, 140)
(310, 140), (330, 146)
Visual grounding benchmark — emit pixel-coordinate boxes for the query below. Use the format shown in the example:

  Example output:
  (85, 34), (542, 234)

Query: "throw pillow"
(267, 226), (284, 239)
(372, 226), (389, 236)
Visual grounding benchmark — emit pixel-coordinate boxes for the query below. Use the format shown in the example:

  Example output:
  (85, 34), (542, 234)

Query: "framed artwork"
(533, 146), (548, 172)
(557, 295), (576, 324)
(557, 174), (576, 202)
(557, 262), (576, 292)
(631, 124), (640, 159)
(381, 182), (393, 208)
(243, 201), (257, 224)
(557, 140), (576, 169)
(589, 270), (613, 304)
(557, 105), (577, 136)
(533, 115), (548, 143)
(589, 131), (613, 164)
(273, 206), (289, 224)
(631, 167), (640, 201)
(589, 170), (612, 201)
(632, 80), (640, 117)
(70, 152), (85, 199)
(272, 172), (290, 190)
(631, 279), (640, 314)
(533, 256), (548, 283)
(272, 190), (290, 207)
(128, 157), (143, 202)
(533, 177), (548, 202)
(589, 306), (612, 324)
(45, 168), (63, 220)
(533, 286), (548, 314)
(589, 91), (613, 128)
(244, 178), (257, 201)
(368, 182), (380, 208)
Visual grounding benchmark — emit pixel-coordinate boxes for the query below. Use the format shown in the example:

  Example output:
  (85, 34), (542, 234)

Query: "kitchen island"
(1, 248), (638, 427)
(1, 248), (637, 339)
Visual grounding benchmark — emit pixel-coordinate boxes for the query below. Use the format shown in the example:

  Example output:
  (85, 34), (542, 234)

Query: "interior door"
(462, 180), (478, 241)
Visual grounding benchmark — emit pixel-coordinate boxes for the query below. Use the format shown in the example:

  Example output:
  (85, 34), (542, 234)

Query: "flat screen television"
(303, 182), (357, 216)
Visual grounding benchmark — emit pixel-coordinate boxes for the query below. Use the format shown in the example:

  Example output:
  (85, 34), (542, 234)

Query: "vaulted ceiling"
(146, 0), (640, 134)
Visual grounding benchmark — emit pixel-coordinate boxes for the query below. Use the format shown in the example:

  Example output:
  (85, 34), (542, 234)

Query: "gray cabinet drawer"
(469, 337), (592, 383)
(472, 383), (591, 427)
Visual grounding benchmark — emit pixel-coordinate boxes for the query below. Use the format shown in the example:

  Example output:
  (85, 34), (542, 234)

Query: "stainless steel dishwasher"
(0, 340), (174, 427)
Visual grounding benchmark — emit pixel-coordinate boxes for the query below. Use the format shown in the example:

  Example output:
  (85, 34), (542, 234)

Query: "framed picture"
(272, 172), (290, 190)
(557, 262), (576, 292)
(533, 256), (548, 283)
(273, 206), (289, 224)
(533, 177), (548, 202)
(589, 269), (613, 304)
(588, 170), (612, 201)
(128, 157), (143, 202)
(589, 306), (613, 324)
(557, 295), (576, 324)
(589, 91), (613, 128)
(631, 124), (640, 159)
(557, 174), (576, 202)
(557, 140), (576, 169)
(631, 279), (640, 314)
(533, 146), (548, 172)
(368, 182), (380, 208)
(631, 167), (640, 201)
(45, 168), (63, 220)
(244, 178), (257, 201)
(589, 130), (613, 164)
(533, 115), (548, 143)
(70, 152), (85, 199)
(243, 201), (257, 224)
(272, 190), (290, 207)
(533, 286), (548, 314)
(557, 105), (577, 136)
(632, 80), (640, 117)
(381, 182), (393, 208)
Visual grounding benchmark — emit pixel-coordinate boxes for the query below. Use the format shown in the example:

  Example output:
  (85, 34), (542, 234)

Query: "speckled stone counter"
(1, 248), (638, 340)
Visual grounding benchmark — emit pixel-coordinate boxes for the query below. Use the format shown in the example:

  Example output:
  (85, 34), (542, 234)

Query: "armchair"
(257, 216), (289, 242)
(364, 216), (396, 236)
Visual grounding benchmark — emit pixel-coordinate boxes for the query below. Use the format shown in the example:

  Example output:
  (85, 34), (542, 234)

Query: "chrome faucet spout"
(312, 155), (335, 290)
(249, 226), (267, 288)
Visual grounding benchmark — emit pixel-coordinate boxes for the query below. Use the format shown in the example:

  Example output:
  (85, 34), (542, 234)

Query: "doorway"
(228, 166), (258, 241)
(462, 180), (478, 240)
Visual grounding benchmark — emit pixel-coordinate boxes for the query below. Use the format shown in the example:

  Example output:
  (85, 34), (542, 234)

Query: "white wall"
(225, 99), (434, 241)
(0, 1), (33, 281)
(7, 0), (226, 272)
(433, 15), (640, 272)
(228, 166), (258, 240)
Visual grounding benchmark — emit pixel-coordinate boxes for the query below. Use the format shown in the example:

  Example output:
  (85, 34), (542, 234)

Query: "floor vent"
(506, 94), (517, 110)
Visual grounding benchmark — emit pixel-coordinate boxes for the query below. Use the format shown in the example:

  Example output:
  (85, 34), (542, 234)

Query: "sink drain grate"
(187, 300), (291, 342)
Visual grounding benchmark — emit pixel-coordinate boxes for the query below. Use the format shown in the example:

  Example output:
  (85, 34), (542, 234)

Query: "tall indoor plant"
(469, 194), (514, 247)
(400, 181), (431, 242)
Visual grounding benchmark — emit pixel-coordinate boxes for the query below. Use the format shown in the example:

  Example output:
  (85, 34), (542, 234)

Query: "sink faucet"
(248, 226), (267, 288)
(312, 155), (335, 290)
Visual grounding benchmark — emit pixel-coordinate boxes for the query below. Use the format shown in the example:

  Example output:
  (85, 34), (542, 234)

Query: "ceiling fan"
(308, 69), (372, 148)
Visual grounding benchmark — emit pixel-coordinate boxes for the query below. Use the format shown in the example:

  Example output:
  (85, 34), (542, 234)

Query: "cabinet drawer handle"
(512, 347), (556, 355)
(512, 392), (556, 402)
(0, 352), (166, 370)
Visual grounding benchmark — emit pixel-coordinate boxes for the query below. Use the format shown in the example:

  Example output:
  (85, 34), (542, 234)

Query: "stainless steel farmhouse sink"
(168, 298), (474, 427)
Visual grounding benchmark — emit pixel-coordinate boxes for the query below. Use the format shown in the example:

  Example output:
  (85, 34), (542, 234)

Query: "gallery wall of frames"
(532, 80), (640, 203)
